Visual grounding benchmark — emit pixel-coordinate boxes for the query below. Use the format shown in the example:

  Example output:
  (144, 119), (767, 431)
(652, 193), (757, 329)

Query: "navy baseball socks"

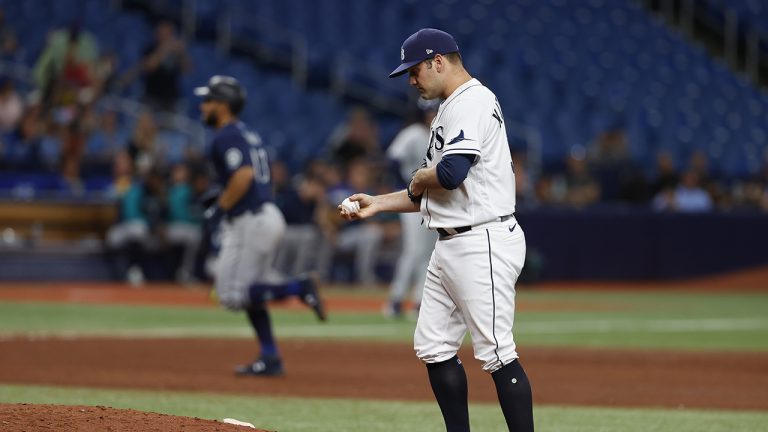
(237, 277), (326, 377)
(236, 305), (284, 376)
(427, 357), (534, 432)
(426, 356), (470, 432)
(491, 359), (534, 431)
(246, 305), (278, 357)
(247, 276), (327, 321)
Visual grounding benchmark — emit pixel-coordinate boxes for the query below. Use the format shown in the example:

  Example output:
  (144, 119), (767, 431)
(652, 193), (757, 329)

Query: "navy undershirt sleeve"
(436, 153), (475, 190)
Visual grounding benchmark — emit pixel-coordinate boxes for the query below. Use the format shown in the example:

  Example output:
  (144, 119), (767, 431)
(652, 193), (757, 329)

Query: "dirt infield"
(0, 404), (271, 432)
(1, 337), (767, 411)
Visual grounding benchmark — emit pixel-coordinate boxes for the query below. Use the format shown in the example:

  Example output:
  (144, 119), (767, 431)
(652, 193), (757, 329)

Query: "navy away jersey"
(209, 121), (273, 217)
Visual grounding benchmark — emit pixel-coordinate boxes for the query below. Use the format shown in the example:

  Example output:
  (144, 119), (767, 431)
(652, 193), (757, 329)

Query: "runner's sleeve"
(214, 134), (254, 176)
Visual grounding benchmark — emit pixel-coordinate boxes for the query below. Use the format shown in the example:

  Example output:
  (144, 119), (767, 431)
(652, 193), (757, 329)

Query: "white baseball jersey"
(413, 78), (526, 373)
(421, 78), (516, 229)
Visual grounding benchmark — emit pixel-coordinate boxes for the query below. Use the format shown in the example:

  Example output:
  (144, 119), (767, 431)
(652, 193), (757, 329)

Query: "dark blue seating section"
(144, 0), (768, 177)
(2, 0), (767, 183)
(703, 0), (768, 37)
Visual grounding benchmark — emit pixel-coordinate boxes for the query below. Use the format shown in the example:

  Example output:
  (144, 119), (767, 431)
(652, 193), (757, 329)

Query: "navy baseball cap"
(389, 28), (460, 78)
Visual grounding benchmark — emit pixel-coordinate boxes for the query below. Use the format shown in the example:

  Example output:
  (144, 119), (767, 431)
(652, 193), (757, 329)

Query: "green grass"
(1, 290), (767, 350)
(513, 290), (768, 350)
(1, 384), (765, 432)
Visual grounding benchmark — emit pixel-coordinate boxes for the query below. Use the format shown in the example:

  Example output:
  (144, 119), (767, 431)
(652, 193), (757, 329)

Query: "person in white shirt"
(340, 28), (532, 432)
(653, 170), (713, 213)
(0, 77), (23, 132)
(384, 104), (439, 318)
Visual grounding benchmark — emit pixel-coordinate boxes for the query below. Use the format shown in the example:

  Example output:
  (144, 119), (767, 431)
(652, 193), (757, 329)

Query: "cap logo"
(426, 49), (433, 55)
(401, 47), (405, 61)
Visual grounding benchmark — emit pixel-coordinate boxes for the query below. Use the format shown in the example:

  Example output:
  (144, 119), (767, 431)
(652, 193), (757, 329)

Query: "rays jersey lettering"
(210, 121), (273, 217)
(421, 78), (516, 229)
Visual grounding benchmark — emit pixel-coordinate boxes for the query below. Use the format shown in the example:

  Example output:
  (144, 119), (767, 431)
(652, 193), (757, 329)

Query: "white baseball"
(341, 197), (360, 214)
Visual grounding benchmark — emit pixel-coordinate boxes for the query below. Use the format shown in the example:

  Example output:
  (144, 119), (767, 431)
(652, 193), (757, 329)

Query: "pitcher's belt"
(436, 213), (515, 238)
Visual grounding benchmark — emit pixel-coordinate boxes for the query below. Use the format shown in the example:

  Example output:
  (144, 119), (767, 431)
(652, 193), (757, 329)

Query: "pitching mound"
(0, 404), (270, 432)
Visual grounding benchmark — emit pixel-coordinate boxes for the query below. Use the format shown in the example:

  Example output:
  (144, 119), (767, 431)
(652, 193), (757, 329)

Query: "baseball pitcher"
(340, 29), (533, 431)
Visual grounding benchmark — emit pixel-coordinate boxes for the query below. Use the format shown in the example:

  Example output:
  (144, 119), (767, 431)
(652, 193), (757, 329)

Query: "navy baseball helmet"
(389, 28), (460, 78)
(194, 75), (246, 114)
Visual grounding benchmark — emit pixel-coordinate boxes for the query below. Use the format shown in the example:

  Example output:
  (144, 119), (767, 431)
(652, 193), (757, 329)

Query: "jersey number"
(250, 148), (270, 184)
(243, 130), (270, 184)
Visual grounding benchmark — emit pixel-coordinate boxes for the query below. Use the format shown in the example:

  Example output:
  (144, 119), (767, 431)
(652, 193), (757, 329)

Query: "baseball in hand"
(341, 197), (360, 214)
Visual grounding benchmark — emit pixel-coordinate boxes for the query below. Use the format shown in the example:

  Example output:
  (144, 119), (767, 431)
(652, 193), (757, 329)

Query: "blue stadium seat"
(2, 0), (766, 178)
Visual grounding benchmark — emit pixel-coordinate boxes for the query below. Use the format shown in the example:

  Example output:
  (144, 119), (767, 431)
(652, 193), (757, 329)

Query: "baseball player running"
(196, 75), (326, 377)
(340, 29), (533, 431)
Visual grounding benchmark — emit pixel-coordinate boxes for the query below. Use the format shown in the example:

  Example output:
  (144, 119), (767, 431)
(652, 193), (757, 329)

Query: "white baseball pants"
(414, 219), (526, 373)
(215, 203), (286, 310)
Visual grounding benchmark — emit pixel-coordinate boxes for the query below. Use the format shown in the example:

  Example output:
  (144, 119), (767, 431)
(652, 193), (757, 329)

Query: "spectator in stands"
(273, 160), (329, 277)
(762, 186), (768, 213)
(326, 106), (381, 167)
(166, 162), (202, 284)
(107, 150), (133, 199)
(0, 76), (23, 133)
(727, 153), (768, 212)
(106, 167), (167, 285)
(758, 155), (768, 213)
(686, 150), (723, 205)
(587, 127), (631, 167)
(84, 109), (128, 174)
(511, 151), (534, 205)
(88, 49), (121, 99)
(0, 8), (19, 61)
(61, 121), (86, 192)
(650, 150), (679, 197)
(688, 150), (709, 180)
(736, 178), (767, 211)
(2, 105), (44, 171)
(588, 127), (649, 204)
(653, 169), (713, 213)
(33, 23), (98, 109)
(676, 169), (714, 212)
(533, 173), (560, 205)
(136, 20), (191, 113)
(31, 24), (101, 190)
(126, 111), (160, 177)
(564, 148), (601, 207)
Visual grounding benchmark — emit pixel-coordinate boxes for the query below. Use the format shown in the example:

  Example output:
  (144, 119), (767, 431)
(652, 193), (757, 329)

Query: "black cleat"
(381, 300), (404, 319)
(299, 275), (327, 322)
(235, 356), (284, 377)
